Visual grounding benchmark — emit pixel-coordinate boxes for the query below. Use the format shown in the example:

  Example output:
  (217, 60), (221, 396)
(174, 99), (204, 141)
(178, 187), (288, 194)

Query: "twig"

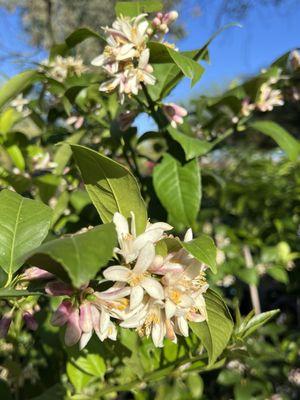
(243, 245), (261, 315)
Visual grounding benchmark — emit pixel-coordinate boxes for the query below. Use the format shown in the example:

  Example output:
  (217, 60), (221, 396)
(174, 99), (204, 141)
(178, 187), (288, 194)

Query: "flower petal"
(103, 265), (131, 282)
(130, 285), (144, 309)
(134, 242), (155, 273)
(100, 309), (110, 333)
(113, 212), (129, 238)
(177, 316), (189, 337)
(79, 331), (92, 350)
(141, 277), (164, 300)
(165, 299), (177, 319)
(65, 309), (82, 346)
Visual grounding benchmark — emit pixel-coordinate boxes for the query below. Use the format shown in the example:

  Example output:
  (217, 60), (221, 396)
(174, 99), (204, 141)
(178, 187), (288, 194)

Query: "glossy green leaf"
(182, 234), (217, 274)
(0, 109), (21, 136)
(236, 309), (280, 339)
(0, 189), (52, 277)
(168, 127), (212, 160)
(71, 144), (147, 235)
(190, 289), (233, 365)
(250, 120), (300, 161)
(153, 154), (201, 227)
(149, 42), (204, 87)
(115, 1), (162, 17)
(27, 223), (117, 288)
(0, 70), (36, 111)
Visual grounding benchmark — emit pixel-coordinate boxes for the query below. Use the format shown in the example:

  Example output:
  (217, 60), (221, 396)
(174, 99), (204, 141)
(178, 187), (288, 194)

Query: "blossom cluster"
(44, 212), (208, 349)
(240, 80), (284, 118)
(91, 12), (178, 103)
(40, 55), (87, 82)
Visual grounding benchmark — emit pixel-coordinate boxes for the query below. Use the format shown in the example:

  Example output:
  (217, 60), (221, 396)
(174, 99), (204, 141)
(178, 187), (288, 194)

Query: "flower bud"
(152, 17), (161, 27)
(162, 103), (187, 128)
(23, 312), (38, 331)
(45, 281), (73, 296)
(163, 11), (179, 24)
(65, 309), (82, 346)
(0, 315), (12, 338)
(51, 300), (73, 326)
(79, 302), (93, 333)
(22, 267), (54, 281)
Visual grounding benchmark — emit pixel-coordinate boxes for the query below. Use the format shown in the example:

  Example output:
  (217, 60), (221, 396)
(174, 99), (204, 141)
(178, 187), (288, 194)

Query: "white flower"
(120, 298), (175, 347)
(113, 211), (172, 263)
(10, 94), (30, 113)
(103, 242), (164, 309)
(256, 83), (284, 112)
(91, 14), (156, 101)
(42, 55), (87, 82)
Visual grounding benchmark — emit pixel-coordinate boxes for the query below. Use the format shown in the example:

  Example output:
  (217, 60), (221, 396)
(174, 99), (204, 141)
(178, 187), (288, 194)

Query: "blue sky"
(0, 0), (299, 103)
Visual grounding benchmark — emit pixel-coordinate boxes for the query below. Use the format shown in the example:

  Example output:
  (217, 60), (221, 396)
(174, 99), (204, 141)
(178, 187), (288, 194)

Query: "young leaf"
(115, 1), (162, 17)
(72, 354), (106, 377)
(71, 144), (147, 235)
(236, 309), (280, 339)
(0, 189), (52, 277)
(26, 224), (117, 288)
(190, 289), (233, 365)
(250, 120), (300, 161)
(153, 154), (201, 227)
(182, 234), (217, 274)
(0, 70), (36, 111)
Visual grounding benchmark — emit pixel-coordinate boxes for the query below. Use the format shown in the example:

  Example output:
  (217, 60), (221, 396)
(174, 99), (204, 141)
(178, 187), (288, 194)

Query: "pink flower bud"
(45, 281), (73, 296)
(163, 11), (179, 24)
(65, 309), (82, 347)
(23, 312), (38, 331)
(162, 103), (187, 128)
(169, 103), (188, 117)
(22, 267), (54, 281)
(79, 302), (93, 333)
(152, 17), (161, 27)
(0, 315), (12, 338)
(156, 12), (163, 19)
(51, 300), (73, 326)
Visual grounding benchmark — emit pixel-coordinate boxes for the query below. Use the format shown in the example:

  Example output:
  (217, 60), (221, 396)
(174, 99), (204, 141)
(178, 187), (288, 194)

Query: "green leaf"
(149, 42), (204, 87)
(190, 289), (233, 365)
(0, 109), (21, 136)
(26, 223), (117, 288)
(71, 144), (147, 235)
(182, 235), (217, 274)
(54, 130), (85, 175)
(115, 1), (162, 17)
(73, 354), (106, 377)
(168, 127), (212, 160)
(66, 362), (93, 393)
(0, 70), (36, 111)
(31, 384), (66, 400)
(236, 309), (280, 339)
(153, 154), (201, 227)
(6, 144), (25, 171)
(267, 266), (289, 283)
(50, 28), (103, 58)
(0, 189), (52, 277)
(65, 28), (103, 48)
(0, 288), (42, 298)
(250, 120), (300, 161)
